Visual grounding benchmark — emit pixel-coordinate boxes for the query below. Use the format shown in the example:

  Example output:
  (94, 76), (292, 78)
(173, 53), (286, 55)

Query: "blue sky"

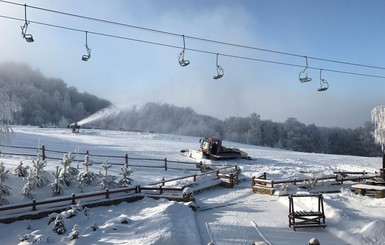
(1, 0), (385, 128)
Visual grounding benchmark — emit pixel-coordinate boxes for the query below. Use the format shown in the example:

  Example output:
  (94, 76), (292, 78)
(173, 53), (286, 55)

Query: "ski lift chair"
(317, 69), (329, 91)
(178, 50), (190, 67)
(82, 31), (91, 61)
(21, 5), (34, 43)
(299, 56), (311, 83)
(178, 35), (190, 67)
(213, 53), (224, 79)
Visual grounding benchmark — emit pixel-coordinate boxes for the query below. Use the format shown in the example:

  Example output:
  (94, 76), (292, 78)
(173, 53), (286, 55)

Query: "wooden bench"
(352, 184), (385, 198)
(288, 194), (326, 231)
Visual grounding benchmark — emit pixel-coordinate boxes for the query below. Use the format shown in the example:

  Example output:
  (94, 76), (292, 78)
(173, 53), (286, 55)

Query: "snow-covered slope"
(0, 126), (384, 245)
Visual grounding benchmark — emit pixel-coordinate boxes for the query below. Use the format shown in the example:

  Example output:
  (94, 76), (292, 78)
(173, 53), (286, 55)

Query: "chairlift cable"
(1, 13), (385, 79)
(1, 0), (385, 71)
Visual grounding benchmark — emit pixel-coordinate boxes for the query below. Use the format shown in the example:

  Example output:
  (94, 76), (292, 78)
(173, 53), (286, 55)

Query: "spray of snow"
(371, 105), (385, 151)
(77, 106), (119, 126)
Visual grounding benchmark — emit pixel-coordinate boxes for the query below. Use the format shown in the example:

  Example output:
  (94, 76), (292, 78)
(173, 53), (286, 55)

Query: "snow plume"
(77, 106), (119, 126)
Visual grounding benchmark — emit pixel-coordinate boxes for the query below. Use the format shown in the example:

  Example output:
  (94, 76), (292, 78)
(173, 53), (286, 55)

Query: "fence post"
(136, 185), (141, 193)
(41, 145), (46, 161)
(71, 193), (76, 205)
(105, 189), (110, 199)
(252, 176), (255, 187)
(32, 200), (37, 211)
(193, 174), (197, 182)
(217, 170), (220, 179)
(164, 158), (168, 171)
(159, 185), (163, 194)
(125, 154), (129, 167)
(230, 174), (234, 188)
(161, 177), (165, 186)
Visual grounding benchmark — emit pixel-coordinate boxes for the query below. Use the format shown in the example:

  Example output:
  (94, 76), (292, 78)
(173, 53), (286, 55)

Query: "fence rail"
(252, 171), (378, 189)
(0, 151), (239, 222)
(0, 144), (200, 171)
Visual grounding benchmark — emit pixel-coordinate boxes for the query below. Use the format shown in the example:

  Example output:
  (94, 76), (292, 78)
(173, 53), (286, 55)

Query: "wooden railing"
(0, 165), (239, 223)
(252, 171), (377, 189)
(0, 144), (200, 171)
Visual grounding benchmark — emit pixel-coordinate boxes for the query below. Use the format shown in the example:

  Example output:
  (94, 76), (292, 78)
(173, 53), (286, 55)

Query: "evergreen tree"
(13, 161), (29, 177)
(50, 166), (63, 196)
(52, 214), (66, 235)
(100, 160), (117, 189)
(118, 162), (134, 187)
(0, 162), (11, 205)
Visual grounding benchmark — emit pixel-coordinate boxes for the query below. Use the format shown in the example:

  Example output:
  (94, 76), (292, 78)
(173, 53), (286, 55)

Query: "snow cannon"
(68, 122), (80, 133)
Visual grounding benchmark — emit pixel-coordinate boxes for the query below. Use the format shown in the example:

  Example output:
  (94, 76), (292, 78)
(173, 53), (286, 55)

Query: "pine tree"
(0, 162), (11, 205)
(22, 169), (35, 199)
(52, 214), (66, 235)
(59, 153), (73, 187)
(13, 161), (29, 177)
(50, 166), (63, 196)
(69, 224), (79, 240)
(31, 157), (49, 187)
(100, 160), (117, 189)
(77, 154), (96, 188)
(118, 162), (134, 187)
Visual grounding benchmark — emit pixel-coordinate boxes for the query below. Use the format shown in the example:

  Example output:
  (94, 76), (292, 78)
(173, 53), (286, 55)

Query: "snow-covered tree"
(50, 166), (63, 196)
(118, 163), (134, 187)
(13, 161), (29, 177)
(372, 105), (385, 152)
(22, 170), (35, 199)
(52, 214), (66, 235)
(0, 162), (11, 205)
(77, 154), (96, 188)
(0, 90), (20, 145)
(99, 160), (117, 189)
(31, 157), (49, 187)
(59, 153), (76, 187)
(69, 224), (79, 240)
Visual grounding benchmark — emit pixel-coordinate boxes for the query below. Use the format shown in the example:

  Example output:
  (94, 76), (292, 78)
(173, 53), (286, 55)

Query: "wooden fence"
(0, 144), (200, 171)
(252, 171), (378, 195)
(0, 165), (239, 223)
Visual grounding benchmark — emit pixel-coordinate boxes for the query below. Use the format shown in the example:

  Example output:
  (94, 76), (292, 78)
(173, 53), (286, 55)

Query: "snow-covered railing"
(0, 144), (199, 171)
(252, 172), (378, 190)
(0, 185), (189, 223)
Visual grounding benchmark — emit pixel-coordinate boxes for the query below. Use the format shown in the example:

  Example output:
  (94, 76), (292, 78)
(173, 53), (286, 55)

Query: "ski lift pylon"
(299, 56), (311, 83)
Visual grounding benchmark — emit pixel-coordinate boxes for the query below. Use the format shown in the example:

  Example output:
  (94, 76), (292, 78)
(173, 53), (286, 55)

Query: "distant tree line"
(98, 102), (381, 157)
(0, 62), (381, 157)
(0, 62), (111, 127)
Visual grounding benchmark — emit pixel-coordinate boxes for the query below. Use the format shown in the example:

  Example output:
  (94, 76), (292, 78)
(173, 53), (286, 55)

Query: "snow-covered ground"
(1, 126), (385, 244)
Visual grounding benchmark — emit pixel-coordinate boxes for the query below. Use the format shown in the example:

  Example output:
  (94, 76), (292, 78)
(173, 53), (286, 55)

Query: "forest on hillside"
(0, 62), (111, 126)
(0, 62), (381, 157)
(97, 102), (381, 157)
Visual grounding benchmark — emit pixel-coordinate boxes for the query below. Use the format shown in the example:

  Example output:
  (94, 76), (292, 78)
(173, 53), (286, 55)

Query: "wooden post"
(41, 145), (46, 161)
(230, 174), (234, 188)
(159, 185), (163, 194)
(164, 158), (168, 171)
(32, 200), (37, 211)
(125, 154), (129, 167)
(161, 177), (165, 186)
(105, 189), (110, 199)
(71, 193), (76, 205)
(193, 174), (197, 182)
(381, 153), (385, 179)
(252, 176), (255, 187)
